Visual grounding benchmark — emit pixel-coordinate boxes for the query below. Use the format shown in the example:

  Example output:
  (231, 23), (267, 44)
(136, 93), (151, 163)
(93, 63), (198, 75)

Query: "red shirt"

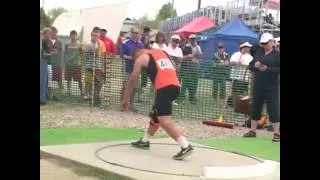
(100, 36), (117, 54)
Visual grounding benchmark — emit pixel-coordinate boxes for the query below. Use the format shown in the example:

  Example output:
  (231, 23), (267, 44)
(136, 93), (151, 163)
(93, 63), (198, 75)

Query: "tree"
(40, 8), (52, 29)
(48, 7), (68, 23)
(155, 3), (177, 22)
(139, 13), (159, 29)
(151, 3), (177, 28)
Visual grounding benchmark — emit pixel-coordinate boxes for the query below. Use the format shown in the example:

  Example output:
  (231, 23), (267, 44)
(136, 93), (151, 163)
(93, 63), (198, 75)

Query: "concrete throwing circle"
(95, 143), (262, 177)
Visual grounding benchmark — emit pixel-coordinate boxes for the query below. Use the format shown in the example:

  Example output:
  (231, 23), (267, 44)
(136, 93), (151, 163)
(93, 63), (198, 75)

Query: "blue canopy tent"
(199, 18), (259, 60)
(197, 18), (259, 78)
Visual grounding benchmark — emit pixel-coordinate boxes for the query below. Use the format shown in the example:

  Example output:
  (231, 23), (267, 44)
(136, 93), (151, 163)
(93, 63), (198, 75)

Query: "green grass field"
(40, 126), (167, 146)
(40, 126), (279, 161)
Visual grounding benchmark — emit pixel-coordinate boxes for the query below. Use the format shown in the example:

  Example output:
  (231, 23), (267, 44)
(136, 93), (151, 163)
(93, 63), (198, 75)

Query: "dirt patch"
(40, 103), (273, 139)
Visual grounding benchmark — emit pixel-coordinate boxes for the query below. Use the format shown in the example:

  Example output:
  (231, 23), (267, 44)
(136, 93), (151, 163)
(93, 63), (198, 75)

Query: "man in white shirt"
(228, 41), (253, 105)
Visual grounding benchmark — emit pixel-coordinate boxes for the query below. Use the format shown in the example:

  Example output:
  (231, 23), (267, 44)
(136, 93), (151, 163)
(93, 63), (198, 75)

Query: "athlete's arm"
(123, 54), (149, 101)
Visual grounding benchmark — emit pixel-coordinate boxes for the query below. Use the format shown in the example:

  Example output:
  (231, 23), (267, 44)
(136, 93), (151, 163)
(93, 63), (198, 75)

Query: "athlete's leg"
(155, 86), (194, 159)
(156, 92), (193, 160)
(131, 106), (160, 149)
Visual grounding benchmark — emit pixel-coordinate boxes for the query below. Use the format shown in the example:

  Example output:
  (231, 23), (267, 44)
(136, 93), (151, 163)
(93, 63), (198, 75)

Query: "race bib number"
(157, 58), (175, 70)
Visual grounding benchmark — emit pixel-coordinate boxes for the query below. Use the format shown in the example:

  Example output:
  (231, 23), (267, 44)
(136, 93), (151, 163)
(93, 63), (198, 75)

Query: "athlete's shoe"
(173, 144), (194, 160)
(131, 138), (150, 149)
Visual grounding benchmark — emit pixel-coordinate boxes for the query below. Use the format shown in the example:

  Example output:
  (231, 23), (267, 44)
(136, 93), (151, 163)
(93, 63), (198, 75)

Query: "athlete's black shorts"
(150, 85), (180, 120)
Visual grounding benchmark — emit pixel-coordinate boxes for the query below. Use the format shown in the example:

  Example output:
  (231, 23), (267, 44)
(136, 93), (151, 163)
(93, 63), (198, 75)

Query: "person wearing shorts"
(64, 30), (83, 96)
(121, 47), (194, 160)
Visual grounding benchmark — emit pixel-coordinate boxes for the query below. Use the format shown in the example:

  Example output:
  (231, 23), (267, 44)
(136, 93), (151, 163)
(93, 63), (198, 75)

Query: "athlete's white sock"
(177, 136), (190, 148)
(142, 132), (152, 142)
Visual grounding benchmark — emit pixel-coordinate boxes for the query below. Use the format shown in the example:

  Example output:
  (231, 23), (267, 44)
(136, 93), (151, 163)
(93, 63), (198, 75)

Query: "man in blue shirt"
(120, 27), (144, 111)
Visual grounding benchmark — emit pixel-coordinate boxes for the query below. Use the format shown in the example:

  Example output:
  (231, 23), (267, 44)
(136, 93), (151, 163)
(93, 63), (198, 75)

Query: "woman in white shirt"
(164, 35), (183, 105)
(228, 41), (253, 105)
(151, 32), (167, 50)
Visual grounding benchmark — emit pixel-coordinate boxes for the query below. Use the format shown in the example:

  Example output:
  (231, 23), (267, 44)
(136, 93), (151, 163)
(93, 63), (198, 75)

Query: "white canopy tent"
(52, 1), (130, 43)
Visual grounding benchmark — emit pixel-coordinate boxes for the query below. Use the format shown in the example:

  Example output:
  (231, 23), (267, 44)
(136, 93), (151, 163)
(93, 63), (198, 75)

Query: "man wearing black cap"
(212, 44), (230, 100)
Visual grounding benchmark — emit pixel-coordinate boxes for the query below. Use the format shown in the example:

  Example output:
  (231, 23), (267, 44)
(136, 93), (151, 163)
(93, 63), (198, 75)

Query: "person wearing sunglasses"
(244, 33), (280, 142)
(120, 27), (144, 111)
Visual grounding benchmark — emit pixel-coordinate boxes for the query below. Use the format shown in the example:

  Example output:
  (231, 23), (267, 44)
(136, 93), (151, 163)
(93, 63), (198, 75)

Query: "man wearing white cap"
(244, 33), (280, 142)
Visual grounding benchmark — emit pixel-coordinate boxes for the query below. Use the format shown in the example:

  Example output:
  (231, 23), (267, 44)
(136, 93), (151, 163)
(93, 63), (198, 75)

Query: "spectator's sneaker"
(272, 133), (280, 142)
(175, 98), (184, 104)
(173, 144), (194, 160)
(172, 101), (179, 105)
(243, 130), (256, 138)
(131, 138), (150, 149)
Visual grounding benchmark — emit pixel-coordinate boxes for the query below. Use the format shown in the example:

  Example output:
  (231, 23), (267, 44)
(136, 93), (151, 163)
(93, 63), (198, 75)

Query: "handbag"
(227, 67), (250, 107)
(234, 94), (252, 115)
(233, 67), (252, 115)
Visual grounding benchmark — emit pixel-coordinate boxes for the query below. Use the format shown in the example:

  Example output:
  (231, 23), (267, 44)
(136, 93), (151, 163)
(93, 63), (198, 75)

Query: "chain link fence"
(44, 51), (253, 126)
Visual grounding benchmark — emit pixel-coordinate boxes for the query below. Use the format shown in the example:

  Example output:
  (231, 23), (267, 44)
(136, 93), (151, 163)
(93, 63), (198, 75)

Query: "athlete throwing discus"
(121, 47), (194, 160)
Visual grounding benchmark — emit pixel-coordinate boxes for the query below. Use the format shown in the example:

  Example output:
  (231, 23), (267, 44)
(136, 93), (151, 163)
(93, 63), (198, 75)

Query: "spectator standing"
(120, 27), (144, 111)
(140, 27), (152, 95)
(244, 33), (280, 142)
(152, 32), (167, 50)
(177, 37), (196, 104)
(165, 35), (183, 106)
(212, 44), (230, 100)
(48, 26), (63, 101)
(141, 27), (152, 49)
(40, 28), (52, 104)
(184, 34), (202, 104)
(165, 35), (183, 77)
(64, 30), (83, 97)
(82, 27), (106, 106)
(116, 33), (124, 55)
(100, 28), (117, 55)
(229, 42), (253, 105)
(100, 28), (115, 84)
